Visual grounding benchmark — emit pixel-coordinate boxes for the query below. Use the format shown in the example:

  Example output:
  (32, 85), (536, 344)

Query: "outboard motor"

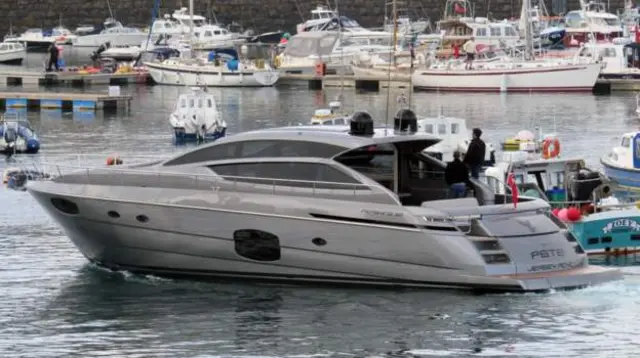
(349, 111), (374, 136)
(393, 109), (418, 133)
(4, 127), (17, 148)
(90, 41), (110, 62)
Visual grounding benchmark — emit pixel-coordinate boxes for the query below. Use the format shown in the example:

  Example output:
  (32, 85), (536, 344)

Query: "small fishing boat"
(0, 115), (40, 154)
(169, 87), (227, 143)
(483, 150), (640, 257)
(601, 132), (640, 189)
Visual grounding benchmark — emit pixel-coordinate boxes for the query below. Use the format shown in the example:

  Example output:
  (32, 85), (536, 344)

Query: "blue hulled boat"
(601, 132), (640, 189)
(0, 114), (40, 154)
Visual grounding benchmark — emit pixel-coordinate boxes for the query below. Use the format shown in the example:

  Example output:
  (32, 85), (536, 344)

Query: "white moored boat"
(169, 87), (227, 142)
(146, 46), (279, 87)
(412, 61), (603, 92)
(0, 42), (26, 65)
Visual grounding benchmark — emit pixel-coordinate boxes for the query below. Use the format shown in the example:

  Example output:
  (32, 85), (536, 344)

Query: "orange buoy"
(542, 137), (560, 159)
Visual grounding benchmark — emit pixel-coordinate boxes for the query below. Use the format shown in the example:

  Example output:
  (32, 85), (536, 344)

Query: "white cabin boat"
(277, 31), (396, 76)
(0, 42), (26, 65)
(170, 87), (227, 143)
(417, 115), (495, 164)
(563, 1), (623, 47)
(576, 38), (640, 78)
(145, 45), (279, 87)
(296, 6), (338, 34)
(72, 18), (147, 47)
(5, 28), (55, 50)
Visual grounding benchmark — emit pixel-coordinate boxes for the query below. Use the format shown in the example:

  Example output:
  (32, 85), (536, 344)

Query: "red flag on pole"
(506, 172), (519, 209)
(454, 2), (466, 14)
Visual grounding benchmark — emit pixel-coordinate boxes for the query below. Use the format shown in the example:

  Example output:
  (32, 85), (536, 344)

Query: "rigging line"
(106, 0), (114, 20)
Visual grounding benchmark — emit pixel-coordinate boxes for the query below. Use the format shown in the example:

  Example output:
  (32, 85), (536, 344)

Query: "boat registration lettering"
(530, 248), (564, 260)
(603, 219), (640, 234)
(361, 209), (403, 218)
(528, 260), (580, 273)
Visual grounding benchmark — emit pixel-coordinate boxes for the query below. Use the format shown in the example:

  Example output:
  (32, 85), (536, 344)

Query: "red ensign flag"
(507, 173), (519, 209)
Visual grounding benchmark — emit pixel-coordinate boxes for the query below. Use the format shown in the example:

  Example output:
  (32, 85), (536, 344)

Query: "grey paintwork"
(26, 126), (622, 291)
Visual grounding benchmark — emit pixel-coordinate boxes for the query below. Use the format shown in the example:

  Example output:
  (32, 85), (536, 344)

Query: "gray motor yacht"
(26, 111), (622, 291)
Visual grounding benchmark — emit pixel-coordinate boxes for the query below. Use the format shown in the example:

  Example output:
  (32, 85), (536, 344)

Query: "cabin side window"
(451, 123), (459, 134)
(163, 140), (347, 166)
(423, 124), (433, 134)
(505, 27), (517, 36)
(207, 98), (213, 108)
(476, 28), (487, 37)
(490, 27), (501, 37)
(208, 162), (360, 188)
(622, 137), (631, 147)
(438, 124), (447, 135)
(334, 144), (395, 190)
(189, 98), (194, 108)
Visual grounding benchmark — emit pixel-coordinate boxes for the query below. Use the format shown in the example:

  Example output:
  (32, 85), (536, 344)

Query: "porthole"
(107, 211), (120, 218)
(50, 198), (79, 215)
(234, 229), (281, 261)
(311, 237), (327, 246)
(136, 214), (149, 223)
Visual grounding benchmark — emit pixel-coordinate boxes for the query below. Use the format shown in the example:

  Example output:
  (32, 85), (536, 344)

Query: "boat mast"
(523, 0), (533, 61)
(189, 0), (195, 58)
(392, 0), (398, 65)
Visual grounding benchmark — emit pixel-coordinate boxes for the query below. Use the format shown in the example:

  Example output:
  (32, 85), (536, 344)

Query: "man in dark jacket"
(46, 44), (59, 72)
(445, 151), (470, 198)
(464, 128), (486, 179)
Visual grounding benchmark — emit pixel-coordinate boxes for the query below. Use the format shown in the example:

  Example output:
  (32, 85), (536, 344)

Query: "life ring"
(314, 62), (325, 77)
(542, 138), (560, 159)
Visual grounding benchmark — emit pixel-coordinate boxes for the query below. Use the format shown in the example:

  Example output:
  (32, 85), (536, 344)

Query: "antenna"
(383, 0), (399, 134)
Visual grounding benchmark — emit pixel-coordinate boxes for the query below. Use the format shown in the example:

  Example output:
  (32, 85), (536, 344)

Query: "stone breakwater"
(1, 0), (627, 40)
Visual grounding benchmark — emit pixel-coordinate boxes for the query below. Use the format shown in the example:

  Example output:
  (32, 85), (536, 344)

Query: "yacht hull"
(73, 33), (149, 47)
(146, 62), (279, 87)
(0, 49), (25, 65)
(601, 160), (640, 189)
(412, 63), (602, 92)
(27, 181), (622, 292)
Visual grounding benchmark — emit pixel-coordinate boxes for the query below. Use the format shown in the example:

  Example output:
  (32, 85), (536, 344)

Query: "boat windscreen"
(284, 34), (337, 57)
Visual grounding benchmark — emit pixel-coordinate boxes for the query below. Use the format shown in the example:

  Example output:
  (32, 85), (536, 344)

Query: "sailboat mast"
(392, 0), (398, 66)
(523, 0), (533, 60)
(189, 0), (195, 57)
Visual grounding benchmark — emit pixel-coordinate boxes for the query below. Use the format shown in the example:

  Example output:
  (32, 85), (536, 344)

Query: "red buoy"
(566, 207), (582, 222)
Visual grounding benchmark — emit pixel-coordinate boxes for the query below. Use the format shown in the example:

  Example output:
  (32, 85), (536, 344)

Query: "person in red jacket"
(452, 42), (460, 59)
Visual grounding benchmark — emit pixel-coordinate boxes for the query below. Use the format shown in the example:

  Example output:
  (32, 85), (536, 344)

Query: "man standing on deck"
(46, 44), (60, 72)
(463, 37), (476, 70)
(464, 128), (486, 179)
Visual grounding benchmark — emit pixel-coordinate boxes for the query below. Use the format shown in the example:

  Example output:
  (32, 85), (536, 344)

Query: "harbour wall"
(1, 0), (628, 39)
